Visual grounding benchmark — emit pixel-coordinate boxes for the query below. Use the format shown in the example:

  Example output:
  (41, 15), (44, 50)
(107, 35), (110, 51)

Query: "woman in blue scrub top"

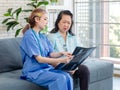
(20, 8), (73, 90)
(47, 10), (90, 90)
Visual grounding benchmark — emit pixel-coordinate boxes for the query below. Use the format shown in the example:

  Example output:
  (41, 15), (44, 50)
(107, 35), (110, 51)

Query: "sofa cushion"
(0, 37), (22, 73)
(0, 70), (47, 90)
(0, 69), (21, 78)
(0, 78), (47, 90)
(83, 58), (113, 83)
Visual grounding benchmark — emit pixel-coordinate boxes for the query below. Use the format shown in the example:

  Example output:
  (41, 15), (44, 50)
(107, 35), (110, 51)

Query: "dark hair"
(22, 8), (46, 34)
(50, 10), (75, 36)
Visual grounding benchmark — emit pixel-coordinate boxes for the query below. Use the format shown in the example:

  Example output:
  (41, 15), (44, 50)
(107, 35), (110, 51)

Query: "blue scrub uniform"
(20, 29), (73, 90)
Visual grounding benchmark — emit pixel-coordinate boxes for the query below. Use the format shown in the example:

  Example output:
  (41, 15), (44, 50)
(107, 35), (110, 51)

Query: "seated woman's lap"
(29, 69), (73, 87)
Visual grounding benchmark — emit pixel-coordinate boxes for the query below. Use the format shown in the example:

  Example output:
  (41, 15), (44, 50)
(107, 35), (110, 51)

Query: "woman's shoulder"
(23, 29), (35, 39)
(48, 32), (57, 36)
(68, 33), (77, 38)
(47, 33), (58, 38)
(24, 28), (33, 35)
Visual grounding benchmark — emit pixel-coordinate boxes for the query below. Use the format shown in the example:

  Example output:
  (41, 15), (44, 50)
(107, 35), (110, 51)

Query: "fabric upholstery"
(0, 77), (47, 90)
(83, 59), (113, 83)
(0, 37), (22, 73)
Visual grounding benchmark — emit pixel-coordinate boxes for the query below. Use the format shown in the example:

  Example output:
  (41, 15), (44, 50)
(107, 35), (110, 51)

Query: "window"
(74, 0), (120, 63)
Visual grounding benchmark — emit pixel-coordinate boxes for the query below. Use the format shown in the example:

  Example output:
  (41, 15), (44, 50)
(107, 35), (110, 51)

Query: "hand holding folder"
(55, 47), (96, 71)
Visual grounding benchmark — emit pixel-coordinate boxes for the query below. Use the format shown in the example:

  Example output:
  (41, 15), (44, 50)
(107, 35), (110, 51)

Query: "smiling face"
(58, 14), (72, 33)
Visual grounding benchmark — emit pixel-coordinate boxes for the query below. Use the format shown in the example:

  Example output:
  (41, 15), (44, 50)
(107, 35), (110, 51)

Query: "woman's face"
(58, 14), (72, 33)
(38, 13), (48, 30)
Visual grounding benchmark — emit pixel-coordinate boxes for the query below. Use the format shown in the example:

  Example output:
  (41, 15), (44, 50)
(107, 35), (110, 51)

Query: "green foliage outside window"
(109, 16), (120, 58)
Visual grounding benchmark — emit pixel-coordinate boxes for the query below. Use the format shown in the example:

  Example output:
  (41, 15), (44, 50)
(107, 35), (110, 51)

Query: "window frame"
(73, 0), (120, 64)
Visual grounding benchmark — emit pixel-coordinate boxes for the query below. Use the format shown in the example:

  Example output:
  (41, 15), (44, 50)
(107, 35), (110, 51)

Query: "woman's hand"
(52, 55), (73, 67)
(61, 55), (73, 63)
(61, 51), (72, 57)
(49, 51), (72, 58)
(68, 70), (76, 75)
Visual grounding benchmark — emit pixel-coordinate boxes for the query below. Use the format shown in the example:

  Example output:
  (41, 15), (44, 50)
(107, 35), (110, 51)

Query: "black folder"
(55, 47), (96, 71)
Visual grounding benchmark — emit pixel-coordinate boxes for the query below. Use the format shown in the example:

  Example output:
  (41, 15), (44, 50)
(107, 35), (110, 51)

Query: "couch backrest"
(0, 37), (23, 73)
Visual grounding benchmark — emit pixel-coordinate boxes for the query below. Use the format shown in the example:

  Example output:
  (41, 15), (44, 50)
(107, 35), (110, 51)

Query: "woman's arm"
(35, 55), (72, 67)
(49, 52), (72, 58)
(49, 52), (63, 58)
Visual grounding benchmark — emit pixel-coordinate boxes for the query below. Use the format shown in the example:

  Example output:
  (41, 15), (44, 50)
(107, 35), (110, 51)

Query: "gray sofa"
(0, 37), (113, 90)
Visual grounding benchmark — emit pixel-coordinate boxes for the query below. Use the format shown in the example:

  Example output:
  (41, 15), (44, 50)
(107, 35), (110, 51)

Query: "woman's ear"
(34, 17), (40, 23)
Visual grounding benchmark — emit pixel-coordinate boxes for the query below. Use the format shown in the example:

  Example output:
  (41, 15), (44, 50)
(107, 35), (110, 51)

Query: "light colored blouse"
(47, 31), (80, 53)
